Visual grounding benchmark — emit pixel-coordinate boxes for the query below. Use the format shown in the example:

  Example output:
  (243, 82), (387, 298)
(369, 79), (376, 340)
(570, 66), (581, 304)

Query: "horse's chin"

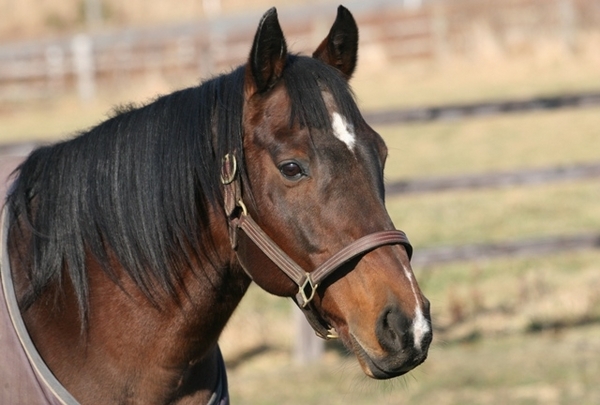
(347, 332), (427, 380)
(355, 352), (411, 380)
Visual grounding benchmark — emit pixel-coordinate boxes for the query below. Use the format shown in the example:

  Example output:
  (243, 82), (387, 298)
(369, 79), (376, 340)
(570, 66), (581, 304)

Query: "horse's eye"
(279, 161), (304, 180)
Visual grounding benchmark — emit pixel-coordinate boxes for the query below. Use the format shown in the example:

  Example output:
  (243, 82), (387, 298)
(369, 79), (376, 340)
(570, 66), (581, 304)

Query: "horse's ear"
(312, 6), (359, 79)
(246, 8), (288, 94)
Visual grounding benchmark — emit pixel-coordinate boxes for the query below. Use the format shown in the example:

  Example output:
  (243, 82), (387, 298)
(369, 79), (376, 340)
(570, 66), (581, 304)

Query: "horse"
(0, 6), (432, 404)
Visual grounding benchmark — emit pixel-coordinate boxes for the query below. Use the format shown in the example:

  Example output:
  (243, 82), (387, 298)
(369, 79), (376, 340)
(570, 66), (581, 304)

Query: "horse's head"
(231, 6), (431, 379)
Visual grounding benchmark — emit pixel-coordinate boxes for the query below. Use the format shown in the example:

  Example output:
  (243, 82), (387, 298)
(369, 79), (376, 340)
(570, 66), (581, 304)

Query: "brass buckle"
(237, 199), (248, 216)
(221, 154), (237, 185)
(325, 328), (339, 339)
(299, 273), (317, 308)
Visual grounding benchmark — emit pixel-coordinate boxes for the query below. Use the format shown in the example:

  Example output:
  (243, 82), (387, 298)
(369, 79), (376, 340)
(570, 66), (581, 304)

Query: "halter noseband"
(221, 154), (413, 339)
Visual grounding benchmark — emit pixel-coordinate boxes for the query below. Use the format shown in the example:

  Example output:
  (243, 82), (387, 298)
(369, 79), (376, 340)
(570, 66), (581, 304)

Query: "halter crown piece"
(220, 153), (413, 339)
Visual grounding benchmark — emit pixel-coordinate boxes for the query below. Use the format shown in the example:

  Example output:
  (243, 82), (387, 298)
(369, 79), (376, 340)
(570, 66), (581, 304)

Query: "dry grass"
(355, 59), (600, 110)
(380, 108), (600, 180)
(387, 179), (600, 247)
(352, 44), (600, 111)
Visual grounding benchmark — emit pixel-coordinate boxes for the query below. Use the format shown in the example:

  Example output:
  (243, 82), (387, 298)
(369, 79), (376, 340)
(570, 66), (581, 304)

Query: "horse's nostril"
(381, 313), (398, 343)
(376, 307), (413, 352)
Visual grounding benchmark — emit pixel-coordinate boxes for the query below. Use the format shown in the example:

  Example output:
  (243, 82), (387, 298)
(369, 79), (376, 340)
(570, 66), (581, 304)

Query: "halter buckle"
(325, 328), (339, 339)
(298, 273), (317, 308)
(220, 154), (237, 185)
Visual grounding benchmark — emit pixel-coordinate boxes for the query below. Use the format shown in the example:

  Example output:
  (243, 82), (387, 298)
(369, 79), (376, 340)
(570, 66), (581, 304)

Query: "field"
(1, 33), (600, 404)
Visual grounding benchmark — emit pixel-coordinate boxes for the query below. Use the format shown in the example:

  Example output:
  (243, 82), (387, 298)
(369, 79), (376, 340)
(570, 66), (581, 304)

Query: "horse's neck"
(11, 244), (249, 404)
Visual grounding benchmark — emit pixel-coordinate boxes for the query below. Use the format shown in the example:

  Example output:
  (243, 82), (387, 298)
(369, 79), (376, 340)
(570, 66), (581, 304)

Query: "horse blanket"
(0, 155), (229, 405)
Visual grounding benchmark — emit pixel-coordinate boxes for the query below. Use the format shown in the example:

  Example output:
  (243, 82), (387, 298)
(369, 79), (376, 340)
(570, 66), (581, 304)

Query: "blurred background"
(1, 0), (599, 403)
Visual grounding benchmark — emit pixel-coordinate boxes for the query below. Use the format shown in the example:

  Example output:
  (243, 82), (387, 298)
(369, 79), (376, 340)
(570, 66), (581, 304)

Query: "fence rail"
(413, 232), (600, 267)
(386, 161), (600, 195)
(364, 91), (600, 125)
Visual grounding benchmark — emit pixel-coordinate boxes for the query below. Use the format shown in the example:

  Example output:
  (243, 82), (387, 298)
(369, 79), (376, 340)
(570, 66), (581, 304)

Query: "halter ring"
(298, 273), (317, 308)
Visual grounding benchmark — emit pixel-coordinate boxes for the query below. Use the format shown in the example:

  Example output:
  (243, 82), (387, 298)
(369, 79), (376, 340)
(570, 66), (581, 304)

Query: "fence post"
(558, 0), (576, 53)
(71, 34), (96, 102)
(45, 45), (65, 94)
(293, 304), (324, 364)
(432, 1), (448, 63)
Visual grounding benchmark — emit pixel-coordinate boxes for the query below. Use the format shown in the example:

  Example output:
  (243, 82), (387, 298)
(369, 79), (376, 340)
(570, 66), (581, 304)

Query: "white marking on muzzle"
(331, 112), (356, 151)
(402, 264), (431, 350)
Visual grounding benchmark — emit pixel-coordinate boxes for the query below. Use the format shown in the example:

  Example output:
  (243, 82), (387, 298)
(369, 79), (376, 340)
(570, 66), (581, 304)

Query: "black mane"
(6, 55), (362, 316)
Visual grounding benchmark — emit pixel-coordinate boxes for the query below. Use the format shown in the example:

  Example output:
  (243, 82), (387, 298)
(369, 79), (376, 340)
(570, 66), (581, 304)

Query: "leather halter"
(221, 154), (413, 339)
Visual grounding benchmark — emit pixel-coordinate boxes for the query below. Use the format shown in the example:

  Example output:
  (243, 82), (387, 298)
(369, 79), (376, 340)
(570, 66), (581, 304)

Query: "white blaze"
(403, 264), (431, 350)
(331, 112), (356, 151)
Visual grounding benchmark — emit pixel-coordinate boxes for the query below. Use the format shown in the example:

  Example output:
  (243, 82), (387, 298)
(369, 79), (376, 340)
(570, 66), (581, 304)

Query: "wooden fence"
(1, 0), (599, 102)
(364, 91), (600, 125)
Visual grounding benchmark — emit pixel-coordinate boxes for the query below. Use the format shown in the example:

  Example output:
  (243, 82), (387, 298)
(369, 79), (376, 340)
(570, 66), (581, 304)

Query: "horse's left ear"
(247, 8), (288, 94)
(313, 5), (359, 79)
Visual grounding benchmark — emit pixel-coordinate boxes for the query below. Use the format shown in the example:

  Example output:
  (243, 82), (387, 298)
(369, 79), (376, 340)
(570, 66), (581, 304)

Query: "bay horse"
(0, 6), (431, 404)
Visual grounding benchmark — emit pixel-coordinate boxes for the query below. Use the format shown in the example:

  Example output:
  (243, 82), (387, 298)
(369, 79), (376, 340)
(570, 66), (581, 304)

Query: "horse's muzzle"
(353, 304), (433, 379)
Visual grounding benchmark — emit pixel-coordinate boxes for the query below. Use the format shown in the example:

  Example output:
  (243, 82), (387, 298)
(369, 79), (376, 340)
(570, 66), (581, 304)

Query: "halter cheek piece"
(221, 154), (413, 340)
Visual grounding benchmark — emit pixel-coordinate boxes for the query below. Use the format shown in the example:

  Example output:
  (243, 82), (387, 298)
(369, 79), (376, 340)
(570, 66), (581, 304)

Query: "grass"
(352, 53), (600, 111)
(421, 250), (600, 337)
(411, 323), (600, 405)
(377, 107), (600, 250)
(379, 107), (600, 180)
(386, 179), (600, 248)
